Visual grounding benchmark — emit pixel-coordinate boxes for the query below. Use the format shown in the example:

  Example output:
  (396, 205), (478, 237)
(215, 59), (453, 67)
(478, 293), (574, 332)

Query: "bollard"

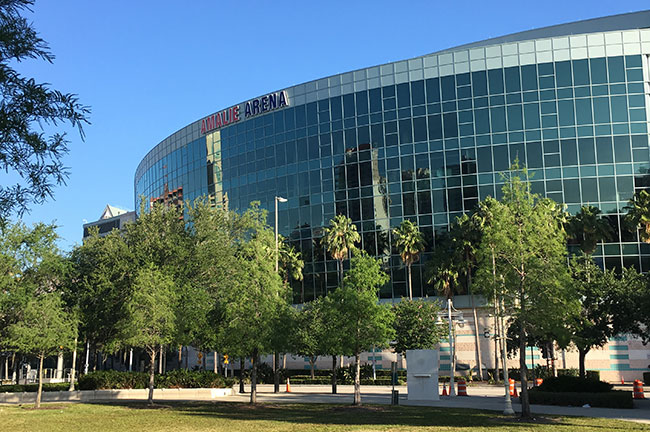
(457, 379), (468, 396)
(634, 379), (645, 399)
(508, 378), (514, 396)
(391, 390), (399, 405)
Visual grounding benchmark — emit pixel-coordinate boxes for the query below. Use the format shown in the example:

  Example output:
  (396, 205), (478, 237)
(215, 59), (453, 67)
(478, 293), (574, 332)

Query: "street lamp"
(438, 298), (464, 397)
(498, 296), (515, 415)
(274, 196), (287, 272)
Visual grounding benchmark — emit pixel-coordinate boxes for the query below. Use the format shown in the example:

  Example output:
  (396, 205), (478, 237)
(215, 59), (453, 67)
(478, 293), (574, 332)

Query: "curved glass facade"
(136, 12), (650, 303)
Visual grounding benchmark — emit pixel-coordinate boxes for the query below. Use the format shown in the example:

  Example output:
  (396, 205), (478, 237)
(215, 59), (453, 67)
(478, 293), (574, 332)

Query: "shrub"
(528, 388), (633, 409)
(0, 382), (69, 393)
(538, 376), (613, 393)
(78, 370), (234, 390)
(643, 371), (650, 385)
(585, 370), (600, 381)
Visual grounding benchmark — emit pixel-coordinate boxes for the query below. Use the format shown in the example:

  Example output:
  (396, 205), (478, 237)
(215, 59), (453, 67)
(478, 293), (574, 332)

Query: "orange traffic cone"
(286, 377), (291, 393)
(442, 382), (448, 396)
(513, 383), (518, 398)
(634, 380), (645, 399)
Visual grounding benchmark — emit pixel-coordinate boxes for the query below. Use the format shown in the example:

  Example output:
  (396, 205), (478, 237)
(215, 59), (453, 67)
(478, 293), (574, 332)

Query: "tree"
(624, 190), (650, 243)
(5, 292), (75, 408)
(393, 220), (425, 300)
(450, 214), (485, 379)
(329, 251), (394, 405)
(322, 214), (360, 287)
(566, 205), (612, 254)
(120, 265), (177, 405)
(474, 166), (575, 419)
(392, 298), (445, 355)
(216, 204), (288, 404)
(292, 298), (328, 379)
(0, 0), (90, 224)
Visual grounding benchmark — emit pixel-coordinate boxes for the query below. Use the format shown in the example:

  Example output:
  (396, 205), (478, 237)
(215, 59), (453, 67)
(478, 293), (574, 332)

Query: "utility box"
(406, 349), (439, 401)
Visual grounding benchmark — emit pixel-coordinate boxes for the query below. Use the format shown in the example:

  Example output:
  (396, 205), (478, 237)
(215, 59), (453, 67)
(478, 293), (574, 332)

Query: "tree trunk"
(148, 349), (156, 405)
(250, 350), (258, 404)
(178, 345), (182, 368)
(470, 292), (483, 380)
(214, 352), (218, 374)
(239, 358), (245, 393)
(69, 335), (78, 391)
(353, 351), (361, 405)
(12, 353), (17, 384)
(35, 353), (44, 409)
(158, 345), (163, 374)
(518, 303), (530, 418)
(407, 264), (412, 300)
(309, 356), (315, 379)
(331, 355), (337, 394)
(493, 301), (500, 381)
(274, 352), (280, 393)
(338, 259), (344, 288)
(578, 347), (589, 380)
(550, 343), (557, 377)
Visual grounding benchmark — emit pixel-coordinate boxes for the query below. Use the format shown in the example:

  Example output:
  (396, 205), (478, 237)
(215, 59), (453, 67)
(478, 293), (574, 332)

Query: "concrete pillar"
(56, 351), (64, 379)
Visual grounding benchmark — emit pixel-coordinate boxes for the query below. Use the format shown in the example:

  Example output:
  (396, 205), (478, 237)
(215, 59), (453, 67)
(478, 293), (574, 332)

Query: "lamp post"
(438, 298), (464, 397)
(499, 296), (515, 415)
(273, 196), (287, 394)
(274, 196), (287, 272)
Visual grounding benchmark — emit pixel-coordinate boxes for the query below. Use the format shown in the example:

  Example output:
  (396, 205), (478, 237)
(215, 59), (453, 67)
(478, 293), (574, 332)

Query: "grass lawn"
(0, 402), (648, 432)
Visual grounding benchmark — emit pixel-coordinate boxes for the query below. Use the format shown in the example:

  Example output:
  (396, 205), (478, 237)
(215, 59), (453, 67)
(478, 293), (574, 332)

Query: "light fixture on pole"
(274, 196), (288, 272)
(438, 298), (464, 397)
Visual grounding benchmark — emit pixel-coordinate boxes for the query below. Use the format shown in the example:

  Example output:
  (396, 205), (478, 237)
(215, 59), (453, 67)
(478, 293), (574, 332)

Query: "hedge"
(643, 371), (650, 385)
(528, 388), (633, 409)
(0, 382), (70, 393)
(537, 376), (613, 393)
(78, 370), (235, 390)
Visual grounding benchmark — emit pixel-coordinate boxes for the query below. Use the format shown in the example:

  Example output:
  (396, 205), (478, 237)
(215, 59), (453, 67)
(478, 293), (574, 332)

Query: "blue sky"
(14, 0), (650, 251)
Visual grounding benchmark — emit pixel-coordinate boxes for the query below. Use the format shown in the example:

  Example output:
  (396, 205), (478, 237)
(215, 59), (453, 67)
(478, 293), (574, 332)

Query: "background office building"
(135, 11), (650, 379)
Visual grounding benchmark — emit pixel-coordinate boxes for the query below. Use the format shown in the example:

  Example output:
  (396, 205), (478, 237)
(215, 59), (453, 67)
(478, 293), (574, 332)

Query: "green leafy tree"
(393, 220), (425, 300)
(567, 205), (612, 254)
(322, 214), (360, 286)
(5, 292), (75, 408)
(292, 297), (328, 378)
(624, 190), (650, 243)
(120, 264), (177, 405)
(474, 166), (575, 419)
(216, 204), (289, 404)
(329, 251), (394, 405)
(0, 0), (90, 223)
(392, 298), (445, 355)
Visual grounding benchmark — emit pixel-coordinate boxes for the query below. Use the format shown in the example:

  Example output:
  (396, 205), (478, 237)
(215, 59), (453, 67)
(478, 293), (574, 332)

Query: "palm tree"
(450, 214), (484, 380)
(624, 190), (650, 243)
(566, 205), (612, 254)
(278, 241), (304, 290)
(322, 214), (360, 287)
(393, 220), (425, 300)
(430, 267), (459, 299)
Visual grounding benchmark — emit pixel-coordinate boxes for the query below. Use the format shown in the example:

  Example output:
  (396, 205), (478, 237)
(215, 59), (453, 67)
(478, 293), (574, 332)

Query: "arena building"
(135, 11), (650, 380)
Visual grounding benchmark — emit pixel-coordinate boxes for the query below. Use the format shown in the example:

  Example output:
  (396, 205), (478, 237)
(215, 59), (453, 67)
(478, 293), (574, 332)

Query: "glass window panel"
(505, 66), (521, 93)
(610, 96), (628, 123)
(397, 83), (411, 108)
(578, 138), (596, 164)
(581, 177), (599, 202)
(382, 85), (395, 98)
(590, 58), (607, 84)
(521, 65), (537, 91)
(596, 137), (613, 163)
(472, 71), (488, 96)
(343, 94), (355, 118)
(558, 100), (575, 126)
(413, 117), (427, 142)
(488, 69), (504, 94)
(399, 119), (413, 144)
(507, 105), (523, 130)
(448, 188), (462, 211)
(356, 91), (368, 115)
(526, 142), (543, 168)
(425, 78), (440, 103)
(430, 152), (444, 177)
(617, 176), (634, 199)
(490, 106), (506, 132)
(614, 136), (631, 163)
(474, 108), (490, 134)
(493, 145), (509, 170)
(555, 61), (572, 87)
(593, 98), (610, 124)
(330, 97), (342, 121)
(599, 177), (616, 201)
(564, 179), (581, 203)
(441, 76), (456, 101)
(411, 80), (425, 106)
(561, 139), (578, 165)
(575, 99), (593, 125)
(369, 88), (381, 113)
(510, 143), (525, 165)
(477, 147), (492, 173)
(428, 114), (443, 140)
(572, 59), (589, 86)
(523, 103), (541, 129)
(443, 112), (458, 138)
(607, 56), (625, 83)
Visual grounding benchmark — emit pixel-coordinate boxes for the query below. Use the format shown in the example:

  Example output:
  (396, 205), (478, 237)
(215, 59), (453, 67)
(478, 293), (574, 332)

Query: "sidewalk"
(226, 384), (650, 424)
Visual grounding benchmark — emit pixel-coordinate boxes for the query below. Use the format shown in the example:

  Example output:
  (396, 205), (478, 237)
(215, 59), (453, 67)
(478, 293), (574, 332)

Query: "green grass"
(0, 402), (648, 432)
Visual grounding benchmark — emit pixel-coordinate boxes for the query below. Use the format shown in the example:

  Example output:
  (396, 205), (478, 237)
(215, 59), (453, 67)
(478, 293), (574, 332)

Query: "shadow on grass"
(87, 401), (642, 430)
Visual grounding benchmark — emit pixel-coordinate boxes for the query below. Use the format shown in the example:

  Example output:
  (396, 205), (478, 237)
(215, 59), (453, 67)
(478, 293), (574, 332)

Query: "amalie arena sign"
(200, 90), (289, 135)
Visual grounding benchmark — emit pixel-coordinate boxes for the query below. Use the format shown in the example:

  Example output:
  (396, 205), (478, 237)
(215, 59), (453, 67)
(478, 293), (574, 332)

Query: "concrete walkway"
(226, 384), (650, 424)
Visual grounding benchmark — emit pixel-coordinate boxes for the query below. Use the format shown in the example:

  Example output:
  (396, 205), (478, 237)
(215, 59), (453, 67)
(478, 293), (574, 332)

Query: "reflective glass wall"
(136, 28), (650, 303)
